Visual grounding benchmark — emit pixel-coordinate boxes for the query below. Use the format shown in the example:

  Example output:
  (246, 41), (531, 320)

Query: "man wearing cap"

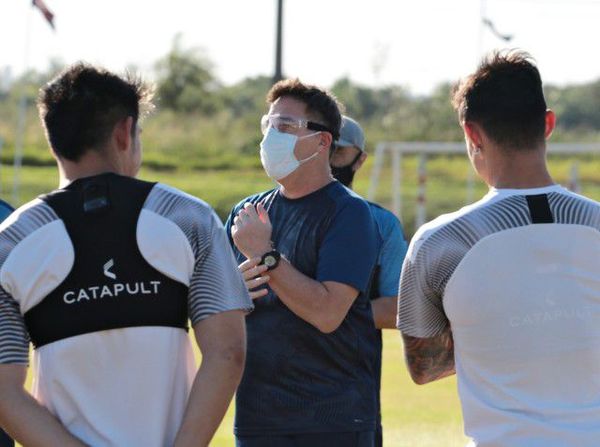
(226, 79), (379, 447)
(331, 115), (408, 446)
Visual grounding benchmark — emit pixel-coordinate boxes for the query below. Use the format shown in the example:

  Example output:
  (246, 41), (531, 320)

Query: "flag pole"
(478, 0), (486, 59)
(273, 0), (284, 83)
(0, 136), (4, 195)
(12, 3), (34, 205)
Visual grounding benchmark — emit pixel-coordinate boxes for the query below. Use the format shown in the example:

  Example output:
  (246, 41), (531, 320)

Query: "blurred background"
(1, 1), (599, 445)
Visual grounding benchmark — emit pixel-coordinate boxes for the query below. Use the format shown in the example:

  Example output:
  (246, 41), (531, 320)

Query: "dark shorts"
(374, 425), (382, 447)
(236, 431), (375, 447)
(0, 430), (13, 447)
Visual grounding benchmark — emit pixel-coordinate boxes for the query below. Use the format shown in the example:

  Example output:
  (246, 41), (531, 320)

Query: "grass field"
(3, 153), (599, 235)
(9, 153), (599, 446)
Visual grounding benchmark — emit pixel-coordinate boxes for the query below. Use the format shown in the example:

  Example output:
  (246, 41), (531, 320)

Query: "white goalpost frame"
(0, 136), (3, 194)
(368, 142), (600, 230)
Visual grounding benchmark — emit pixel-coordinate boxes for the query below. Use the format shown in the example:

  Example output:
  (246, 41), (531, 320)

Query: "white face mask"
(259, 127), (321, 180)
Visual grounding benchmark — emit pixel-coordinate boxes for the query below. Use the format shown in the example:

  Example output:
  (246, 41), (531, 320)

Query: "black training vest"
(24, 173), (189, 348)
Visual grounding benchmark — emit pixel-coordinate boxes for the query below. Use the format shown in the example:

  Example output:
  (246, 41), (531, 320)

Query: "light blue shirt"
(0, 200), (13, 223)
(368, 202), (408, 297)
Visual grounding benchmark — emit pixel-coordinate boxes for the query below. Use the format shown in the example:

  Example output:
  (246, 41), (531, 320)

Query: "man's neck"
(492, 175), (555, 190)
(278, 169), (334, 199)
(58, 153), (121, 188)
(486, 147), (555, 190)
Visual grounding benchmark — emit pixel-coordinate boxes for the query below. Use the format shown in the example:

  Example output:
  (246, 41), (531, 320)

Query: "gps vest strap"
(526, 194), (554, 224)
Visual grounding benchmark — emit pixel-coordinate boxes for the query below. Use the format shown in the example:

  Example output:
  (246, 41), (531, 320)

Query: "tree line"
(1, 36), (599, 168)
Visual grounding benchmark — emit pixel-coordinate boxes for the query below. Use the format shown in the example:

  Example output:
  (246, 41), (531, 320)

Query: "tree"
(154, 34), (220, 114)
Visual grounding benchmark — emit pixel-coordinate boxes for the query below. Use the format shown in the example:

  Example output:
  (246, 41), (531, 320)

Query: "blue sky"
(2, 0), (600, 94)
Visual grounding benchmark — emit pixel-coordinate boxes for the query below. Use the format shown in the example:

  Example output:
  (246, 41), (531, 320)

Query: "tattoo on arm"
(402, 326), (455, 385)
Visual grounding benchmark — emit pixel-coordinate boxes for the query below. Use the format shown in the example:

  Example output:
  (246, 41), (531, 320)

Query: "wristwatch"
(260, 250), (281, 271)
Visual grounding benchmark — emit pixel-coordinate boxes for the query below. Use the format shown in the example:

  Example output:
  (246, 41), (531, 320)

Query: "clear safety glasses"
(260, 114), (332, 135)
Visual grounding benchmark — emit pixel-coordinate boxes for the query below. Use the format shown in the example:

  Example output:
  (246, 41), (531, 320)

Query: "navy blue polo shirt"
(225, 181), (379, 436)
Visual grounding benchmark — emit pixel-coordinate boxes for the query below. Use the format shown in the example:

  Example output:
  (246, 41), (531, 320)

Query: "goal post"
(368, 142), (600, 231)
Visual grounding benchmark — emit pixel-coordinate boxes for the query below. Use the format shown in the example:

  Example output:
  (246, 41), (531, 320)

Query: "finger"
(250, 288), (269, 300)
(243, 203), (259, 220)
(257, 203), (270, 224)
(246, 275), (270, 289)
(243, 264), (269, 281)
(239, 257), (261, 272)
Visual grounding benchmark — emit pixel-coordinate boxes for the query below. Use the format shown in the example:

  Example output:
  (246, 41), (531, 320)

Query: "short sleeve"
(376, 213), (408, 297)
(189, 212), (253, 325)
(316, 199), (378, 293)
(224, 205), (238, 250)
(0, 287), (30, 365)
(396, 236), (449, 338)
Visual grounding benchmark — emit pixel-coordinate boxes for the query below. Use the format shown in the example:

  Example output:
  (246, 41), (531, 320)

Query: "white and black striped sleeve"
(188, 211), (252, 324)
(0, 287), (29, 364)
(0, 200), (59, 365)
(141, 184), (253, 324)
(397, 237), (450, 338)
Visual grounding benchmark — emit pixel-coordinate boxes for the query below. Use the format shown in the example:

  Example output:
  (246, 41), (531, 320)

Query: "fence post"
(466, 162), (475, 205)
(368, 143), (386, 201)
(415, 152), (427, 229)
(569, 161), (581, 193)
(0, 136), (3, 195)
(392, 148), (402, 219)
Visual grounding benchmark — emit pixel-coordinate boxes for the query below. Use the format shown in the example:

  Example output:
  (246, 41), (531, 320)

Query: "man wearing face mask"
(331, 115), (408, 446)
(225, 79), (379, 447)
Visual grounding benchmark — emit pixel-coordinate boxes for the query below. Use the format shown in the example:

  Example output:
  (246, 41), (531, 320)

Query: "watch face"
(264, 255), (277, 267)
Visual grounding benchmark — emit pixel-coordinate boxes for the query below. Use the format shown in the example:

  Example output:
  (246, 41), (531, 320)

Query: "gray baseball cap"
(336, 115), (365, 152)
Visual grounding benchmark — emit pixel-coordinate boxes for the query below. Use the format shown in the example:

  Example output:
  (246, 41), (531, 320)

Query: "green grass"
(4, 154), (599, 236)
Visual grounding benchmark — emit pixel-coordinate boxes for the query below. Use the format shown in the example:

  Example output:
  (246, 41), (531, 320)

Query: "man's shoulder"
(407, 194), (499, 263)
(551, 189), (600, 216)
(142, 183), (220, 225)
(0, 198), (64, 272)
(367, 201), (402, 231)
(139, 183), (224, 249)
(0, 198), (59, 239)
(148, 183), (213, 212)
(324, 182), (371, 213)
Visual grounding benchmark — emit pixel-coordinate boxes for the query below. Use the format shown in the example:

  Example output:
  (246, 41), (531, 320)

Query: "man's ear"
(113, 116), (134, 152)
(353, 152), (368, 171)
(320, 132), (333, 152)
(463, 121), (483, 150)
(544, 109), (556, 140)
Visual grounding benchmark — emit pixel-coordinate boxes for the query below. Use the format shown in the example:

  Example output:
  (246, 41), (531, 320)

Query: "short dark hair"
(266, 78), (342, 145)
(38, 63), (154, 161)
(452, 50), (547, 151)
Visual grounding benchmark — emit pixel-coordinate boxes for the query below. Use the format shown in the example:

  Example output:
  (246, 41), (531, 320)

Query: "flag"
(32, 0), (55, 30)
(482, 18), (512, 42)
